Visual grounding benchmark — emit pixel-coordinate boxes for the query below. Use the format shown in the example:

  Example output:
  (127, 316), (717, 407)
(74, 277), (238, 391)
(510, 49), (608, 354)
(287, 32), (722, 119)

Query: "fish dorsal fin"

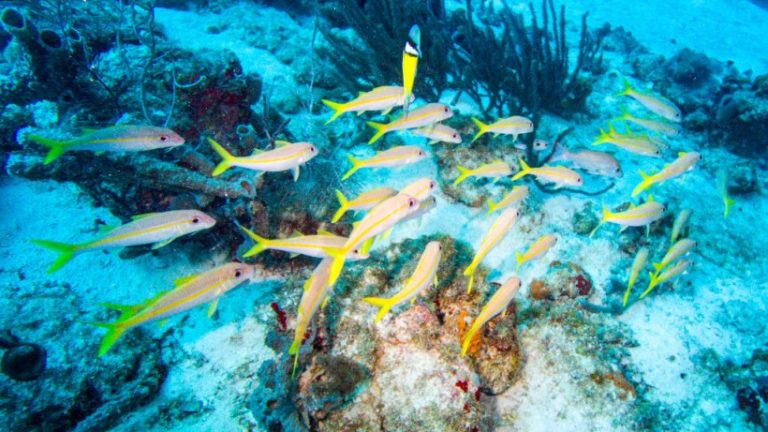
(82, 128), (99, 133)
(638, 170), (650, 180)
(99, 224), (118, 234)
(290, 230), (305, 238)
(174, 274), (199, 287)
(131, 212), (159, 221)
(647, 194), (655, 203)
(151, 237), (178, 250)
(274, 140), (291, 147)
(317, 228), (334, 236)
(360, 236), (375, 256)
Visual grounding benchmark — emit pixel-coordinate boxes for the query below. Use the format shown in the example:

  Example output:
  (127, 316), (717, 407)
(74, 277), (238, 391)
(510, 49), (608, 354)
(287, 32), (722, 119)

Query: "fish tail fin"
(30, 239), (78, 273)
(471, 117), (489, 143)
(321, 99), (346, 125)
(208, 138), (236, 176)
(631, 171), (654, 197)
(331, 189), (349, 223)
(617, 77), (633, 97)
(486, 198), (498, 215)
(515, 251), (524, 270)
(651, 262), (664, 272)
(589, 204), (610, 238)
(288, 333), (302, 378)
(461, 319), (482, 357)
(724, 197), (736, 219)
(511, 158), (531, 181)
(366, 121), (388, 144)
(27, 135), (70, 165)
(639, 272), (658, 299)
(618, 105), (631, 120)
(362, 297), (395, 323)
(592, 128), (610, 146)
(327, 251), (347, 289)
(463, 266), (475, 294)
(622, 283), (633, 307)
(240, 226), (271, 257)
(453, 165), (472, 186)
(88, 321), (129, 357)
(341, 155), (362, 181)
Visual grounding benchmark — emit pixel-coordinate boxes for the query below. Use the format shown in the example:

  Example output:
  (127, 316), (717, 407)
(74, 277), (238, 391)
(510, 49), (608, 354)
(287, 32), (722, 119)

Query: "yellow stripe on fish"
(366, 103), (453, 144)
(239, 226), (365, 260)
(453, 161), (512, 186)
(639, 259), (691, 299)
(615, 106), (682, 136)
(717, 168), (736, 219)
(461, 276), (520, 356)
(592, 123), (662, 157)
(618, 77), (682, 123)
(515, 234), (557, 270)
(342, 146), (427, 181)
(623, 248), (649, 307)
(321, 86), (412, 124)
(670, 209), (693, 242)
(464, 207), (519, 293)
(471, 116), (534, 143)
(511, 158), (583, 189)
(411, 123), (462, 144)
(590, 199), (666, 238)
(290, 257), (334, 377)
(208, 138), (317, 179)
(631, 152), (700, 197)
(331, 187), (398, 223)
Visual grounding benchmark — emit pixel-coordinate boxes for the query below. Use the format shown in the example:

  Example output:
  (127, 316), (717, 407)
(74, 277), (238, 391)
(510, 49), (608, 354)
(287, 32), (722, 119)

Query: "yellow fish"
(321, 86), (413, 124)
(639, 259), (691, 299)
(623, 248), (648, 307)
(399, 178), (438, 201)
(453, 161), (512, 186)
(511, 158), (583, 189)
(411, 123), (462, 144)
(471, 116), (534, 143)
(670, 209), (692, 242)
(652, 239), (696, 273)
(464, 208), (520, 293)
(631, 152), (700, 197)
(32, 210), (216, 273)
(331, 187), (398, 223)
(342, 146), (427, 181)
(27, 125), (185, 165)
(615, 106), (682, 136)
(91, 262), (254, 356)
(717, 168), (736, 219)
(290, 257), (334, 376)
(487, 185), (529, 215)
(592, 124), (662, 157)
(239, 227), (365, 260)
(461, 276), (520, 356)
(590, 199), (666, 237)
(618, 78), (682, 123)
(401, 195), (437, 224)
(515, 234), (557, 270)
(402, 24), (421, 113)
(366, 103), (453, 144)
(362, 241), (442, 322)
(209, 138), (317, 180)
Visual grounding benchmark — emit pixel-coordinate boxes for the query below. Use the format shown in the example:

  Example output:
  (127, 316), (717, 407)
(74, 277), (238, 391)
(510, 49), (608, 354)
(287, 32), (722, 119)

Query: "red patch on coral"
(455, 380), (469, 392)
(302, 330), (311, 344)
(463, 403), (470, 413)
(474, 388), (481, 401)
(312, 334), (324, 351)
(270, 302), (287, 331)
(470, 428), (479, 432)
(575, 274), (592, 296)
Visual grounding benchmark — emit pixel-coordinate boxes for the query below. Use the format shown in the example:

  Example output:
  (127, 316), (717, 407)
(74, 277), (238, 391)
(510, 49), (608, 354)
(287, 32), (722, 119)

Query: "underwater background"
(1, 0), (767, 431)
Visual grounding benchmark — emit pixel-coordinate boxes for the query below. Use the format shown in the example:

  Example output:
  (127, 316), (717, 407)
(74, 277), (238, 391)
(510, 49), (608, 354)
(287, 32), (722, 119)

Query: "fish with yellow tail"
(471, 116), (533, 143)
(411, 123), (462, 144)
(366, 103), (453, 144)
(717, 168), (736, 219)
(670, 209), (692, 242)
(614, 106), (682, 136)
(239, 226), (366, 260)
(402, 24), (421, 113)
(464, 208), (520, 294)
(461, 276), (521, 357)
(639, 259), (692, 299)
(589, 198), (666, 238)
(321, 86), (413, 124)
(631, 152), (700, 197)
(453, 161), (512, 186)
(363, 241), (442, 323)
(487, 185), (529, 215)
(26, 125), (185, 165)
(332, 187), (398, 223)
(327, 194), (423, 288)
(32, 210), (216, 273)
(208, 138), (317, 180)
(342, 146), (427, 181)
(90, 263), (254, 356)
(652, 239), (696, 274)
(618, 78), (682, 122)
(290, 258), (334, 377)
(623, 248), (649, 306)
(511, 158), (583, 189)
(592, 124), (663, 157)
(515, 234), (557, 270)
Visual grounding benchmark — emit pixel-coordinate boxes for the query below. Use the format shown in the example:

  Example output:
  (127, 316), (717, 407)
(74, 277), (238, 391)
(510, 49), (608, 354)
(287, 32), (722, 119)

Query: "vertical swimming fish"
(464, 208), (520, 293)
(618, 78), (682, 123)
(332, 187), (398, 223)
(487, 185), (529, 215)
(32, 210), (216, 273)
(321, 86), (413, 124)
(366, 104), (453, 144)
(91, 262), (254, 356)
(453, 161), (512, 186)
(717, 168), (736, 219)
(208, 138), (317, 180)
(631, 152), (700, 197)
(515, 234), (557, 270)
(402, 24), (421, 113)
(362, 241), (442, 322)
(670, 209), (692, 242)
(290, 258), (334, 376)
(623, 248), (649, 306)
(342, 146), (427, 181)
(461, 276), (521, 356)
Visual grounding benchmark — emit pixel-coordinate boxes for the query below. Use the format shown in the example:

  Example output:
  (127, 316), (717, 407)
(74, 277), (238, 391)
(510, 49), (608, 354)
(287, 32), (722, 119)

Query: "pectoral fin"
(292, 166), (300, 182)
(207, 298), (219, 318)
(152, 237), (178, 250)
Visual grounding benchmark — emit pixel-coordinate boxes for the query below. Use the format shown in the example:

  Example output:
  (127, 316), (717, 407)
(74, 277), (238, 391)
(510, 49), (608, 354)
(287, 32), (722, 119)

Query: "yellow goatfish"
(366, 103), (453, 144)
(487, 185), (529, 215)
(639, 259), (691, 299)
(27, 125), (185, 165)
(92, 262), (254, 356)
(618, 78), (682, 123)
(342, 146), (427, 181)
(652, 239), (696, 273)
(32, 210), (216, 273)
(363, 241), (442, 322)
(511, 158), (583, 189)
(208, 138), (317, 180)
(670, 209), (692, 242)
(623, 247), (648, 306)
(289, 257), (334, 376)
(411, 123), (462, 144)
(461, 276), (521, 357)
(631, 152), (700, 197)
(402, 24), (421, 113)
(592, 124), (662, 157)
(239, 227), (365, 260)
(471, 116), (534, 143)
(327, 194), (422, 287)
(590, 199), (666, 237)
(515, 234), (557, 270)
(399, 178), (437, 201)
(717, 168), (736, 219)
(453, 161), (512, 186)
(332, 187), (398, 223)
(615, 106), (682, 136)
(464, 208), (520, 293)
(321, 86), (413, 124)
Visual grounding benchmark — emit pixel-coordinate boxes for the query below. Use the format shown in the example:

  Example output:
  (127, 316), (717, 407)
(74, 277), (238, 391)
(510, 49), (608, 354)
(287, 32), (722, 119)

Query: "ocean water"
(1, 1), (767, 431)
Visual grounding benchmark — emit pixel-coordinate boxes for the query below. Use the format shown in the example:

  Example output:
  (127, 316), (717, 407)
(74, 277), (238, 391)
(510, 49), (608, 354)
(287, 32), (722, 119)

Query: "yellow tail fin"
(510, 158), (531, 181)
(27, 135), (70, 165)
(87, 321), (130, 357)
(321, 99), (346, 125)
(461, 319), (481, 357)
(30, 239), (78, 273)
(362, 296), (395, 323)
(240, 226), (271, 257)
(366, 121), (388, 144)
(453, 165), (472, 186)
(471, 117), (488, 143)
(341, 155), (362, 181)
(486, 198), (498, 215)
(515, 251), (524, 270)
(208, 138), (237, 176)
(639, 271), (659, 299)
(631, 170), (653, 197)
(331, 189), (349, 223)
(589, 204), (610, 238)
(724, 197), (736, 219)
(617, 77), (634, 97)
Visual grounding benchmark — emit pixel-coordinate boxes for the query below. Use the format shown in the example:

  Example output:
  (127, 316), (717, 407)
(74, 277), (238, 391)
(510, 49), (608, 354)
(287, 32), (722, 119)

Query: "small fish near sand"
(472, 116), (534, 143)
(461, 276), (521, 357)
(208, 138), (317, 180)
(464, 207), (520, 294)
(32, 210), (216, 273)
(366, 103), (453, 144)
(342, 146), (427, 181)
(290, 257), (334, 376)
(590, 198), (667, 238)
(623, 248), (649, 306)
(91, 262), (255, 356)
(332, 187), (398, 223)
(614, 106), (682, 137)
(670, 209), (693, 242)
(631, 152), (700, 197)
(717, 168), (737, 219)
(639, 259), (692, 299)
(487, 185), (529, 215)
(618, 78), (682, 123)
(321, 86), (413, 124)
(453, 161), (512, 186)
(511, 158), (583, 189)
(27, 125), (185, 165)
(515, 234), (557, 270)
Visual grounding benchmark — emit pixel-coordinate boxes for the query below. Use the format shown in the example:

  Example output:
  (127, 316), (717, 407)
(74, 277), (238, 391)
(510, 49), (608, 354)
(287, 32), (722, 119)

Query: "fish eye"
(160, 135), (168, 142)
(444, 107), (449, 113)
(353, 248), (360, 254)
(437, 244), (442, 251)
(418, 151), (425, 156)
(234, 270), (242, 278)
(452, 134), (458, 139)
(309, 146), (316, 153)
(408, 198), (416, 208)
(192, 217), (200, 224)
(429, 181), (436, 189)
